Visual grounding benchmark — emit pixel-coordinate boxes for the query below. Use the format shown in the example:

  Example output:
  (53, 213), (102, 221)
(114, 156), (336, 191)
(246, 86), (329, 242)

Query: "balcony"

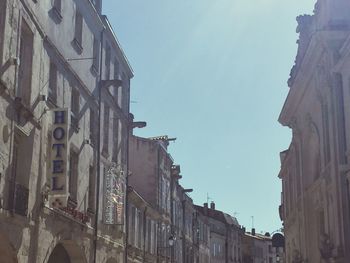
(8, 180), (29, 216)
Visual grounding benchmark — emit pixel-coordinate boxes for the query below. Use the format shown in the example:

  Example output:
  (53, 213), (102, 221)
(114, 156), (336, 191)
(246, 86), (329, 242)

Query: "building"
(193, 204), (211, 263)
(0, 0), (132, 261)
(195, 202), (243, 263)
(278, 0), (350, 262)
(128, 135), (174, 263)
(242, 231), (283, 263)
(127, 187), (160, 263)
(182, 191), (195, 263)
(170, 165), (185, 263)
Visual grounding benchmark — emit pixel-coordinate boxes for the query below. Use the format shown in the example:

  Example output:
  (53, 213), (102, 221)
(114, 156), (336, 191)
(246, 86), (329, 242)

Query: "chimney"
(252, 228), (256, 236)
(203, 203), (208, 215)
(210, 201), (215, 210)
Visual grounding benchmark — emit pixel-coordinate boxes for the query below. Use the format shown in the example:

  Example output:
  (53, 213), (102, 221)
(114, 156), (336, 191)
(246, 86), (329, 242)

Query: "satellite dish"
(272, 233), (285, 248)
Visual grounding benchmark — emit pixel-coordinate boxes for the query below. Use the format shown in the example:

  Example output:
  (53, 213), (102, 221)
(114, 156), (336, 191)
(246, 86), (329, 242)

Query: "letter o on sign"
(53, 127), (65, 141)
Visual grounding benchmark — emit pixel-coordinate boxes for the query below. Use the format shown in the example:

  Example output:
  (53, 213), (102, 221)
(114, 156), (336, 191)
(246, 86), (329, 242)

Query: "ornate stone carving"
(288, 15), (314, 87)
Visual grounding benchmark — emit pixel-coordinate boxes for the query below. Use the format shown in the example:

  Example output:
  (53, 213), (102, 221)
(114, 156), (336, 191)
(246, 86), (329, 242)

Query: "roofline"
(101, 15), (134, 78)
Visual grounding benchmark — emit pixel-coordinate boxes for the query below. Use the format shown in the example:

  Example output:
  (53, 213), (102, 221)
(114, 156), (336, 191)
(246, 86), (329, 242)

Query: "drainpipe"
(93, 27), (105, 263)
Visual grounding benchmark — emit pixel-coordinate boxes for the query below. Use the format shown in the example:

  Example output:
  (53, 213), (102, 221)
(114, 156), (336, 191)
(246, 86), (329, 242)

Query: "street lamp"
(157, 235), (176, 263)
(168, 235), (176, 247)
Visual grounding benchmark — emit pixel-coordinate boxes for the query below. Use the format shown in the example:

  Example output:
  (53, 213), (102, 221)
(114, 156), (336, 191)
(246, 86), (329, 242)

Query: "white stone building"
(0, 0), (133, 262)
(279, 0), (350, 262)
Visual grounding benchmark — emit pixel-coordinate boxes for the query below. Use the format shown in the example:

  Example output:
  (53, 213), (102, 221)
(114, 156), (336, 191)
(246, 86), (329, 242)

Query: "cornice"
(279, 32), (328, 127)
(102, 16), (134, 78)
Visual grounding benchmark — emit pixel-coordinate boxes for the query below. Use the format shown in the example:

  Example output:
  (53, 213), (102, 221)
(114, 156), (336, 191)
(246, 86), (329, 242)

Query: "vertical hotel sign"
(104, 163), (125, 224)
(49, 109), (69, 208)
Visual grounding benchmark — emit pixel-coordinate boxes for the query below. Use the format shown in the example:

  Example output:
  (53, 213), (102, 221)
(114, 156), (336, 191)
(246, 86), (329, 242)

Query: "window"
(48, 61), (57, 103)
(73, 9), (83, 52)
(92, 37), (99, 73)
(137, 209), (143, 248)
(113, 59), (119, 98)
(8, 132), (32, 211)
(0, 0), (6, 62)
(88, 166), (95, 212)
(52, 0), (62, 20)
(112, 115), (119, 162)
(322, 103), (331, 164)
(53, 0), (61, 13)
(121, 74), (129, 111)
(90, 109), (96, 146)
(104, 44), (111, 80)
(130, 206), (136, 245)
(102, 104), (110, 155)
(147, 219), (152, 252)
(71, 88), (79, 116)
(121, 125), (127, 163)
(18, 20), (34, 106)
(334, 74), (347, 164)
(71, 88), (80, 131)
(69, 150), (78, 201)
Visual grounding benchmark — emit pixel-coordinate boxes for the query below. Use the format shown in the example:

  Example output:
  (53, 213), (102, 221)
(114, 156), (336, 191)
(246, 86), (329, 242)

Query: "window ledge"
(72, 38), (83, 54)
(52, 7), (63, 22)
(90, 65), (99, 76)
(47, 94), (57, 105)
(67, 196), (78, 209)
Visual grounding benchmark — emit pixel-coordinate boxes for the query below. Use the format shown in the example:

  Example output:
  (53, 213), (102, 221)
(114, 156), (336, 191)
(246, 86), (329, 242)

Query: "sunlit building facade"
(279, 0), (350, 262)
(0, 0), (132, 261)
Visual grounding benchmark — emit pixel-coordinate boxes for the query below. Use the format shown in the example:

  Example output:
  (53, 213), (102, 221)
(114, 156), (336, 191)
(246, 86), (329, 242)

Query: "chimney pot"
(252, 228), (256, 236)
(210, 201), (215, 210)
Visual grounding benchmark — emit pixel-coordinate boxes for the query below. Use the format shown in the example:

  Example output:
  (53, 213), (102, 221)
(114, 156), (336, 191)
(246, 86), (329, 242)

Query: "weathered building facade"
(128, 135), (174, 263)
(195, 203), (243, 263)
(0, 0), (132, 262)
(242, 231), (283, 263)
(279, 0), (350, 262)
(127, 187), (160, 263)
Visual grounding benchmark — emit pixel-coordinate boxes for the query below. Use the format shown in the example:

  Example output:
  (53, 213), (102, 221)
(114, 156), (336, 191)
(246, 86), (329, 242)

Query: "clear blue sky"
(103, 0), (315, 233)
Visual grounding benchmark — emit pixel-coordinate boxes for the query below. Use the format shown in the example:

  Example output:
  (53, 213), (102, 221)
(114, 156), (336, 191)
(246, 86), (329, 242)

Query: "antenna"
(251, 216), (254, 229)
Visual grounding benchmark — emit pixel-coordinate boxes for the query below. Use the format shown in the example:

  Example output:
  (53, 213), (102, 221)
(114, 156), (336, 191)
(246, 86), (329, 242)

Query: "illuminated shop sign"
(104, 163), (125, 225)
(49, 108), (69, 208)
